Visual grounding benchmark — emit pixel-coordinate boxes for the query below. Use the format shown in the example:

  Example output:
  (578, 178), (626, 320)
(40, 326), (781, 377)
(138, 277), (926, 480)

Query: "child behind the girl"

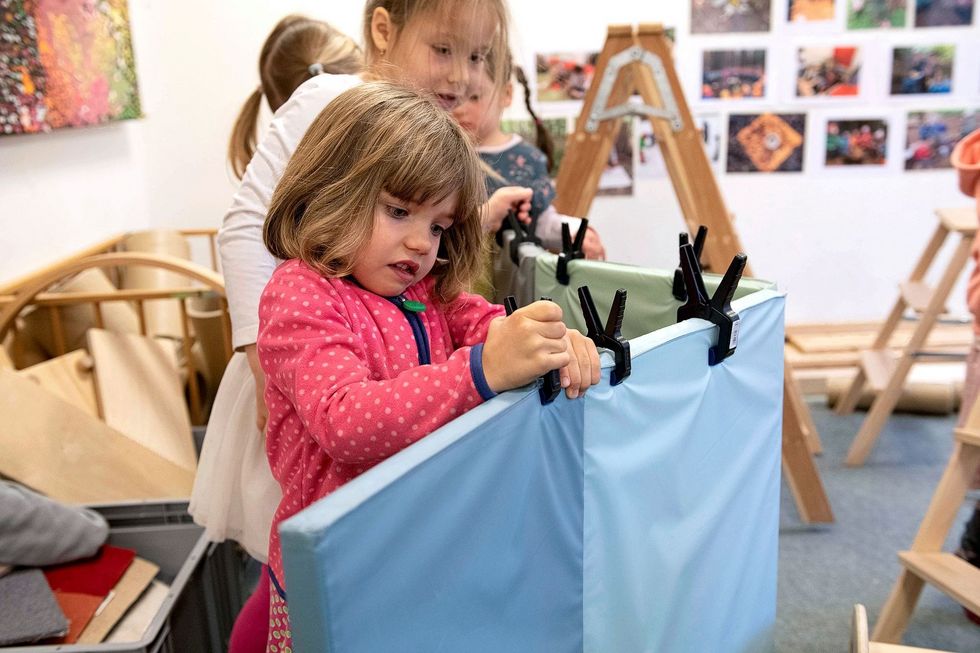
(258, 81), (601, 651)
(453, 52), (606, 260)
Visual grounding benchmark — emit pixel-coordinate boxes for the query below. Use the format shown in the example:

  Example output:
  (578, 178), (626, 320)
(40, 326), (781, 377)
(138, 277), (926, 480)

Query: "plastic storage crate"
(6, 501), (247, 653)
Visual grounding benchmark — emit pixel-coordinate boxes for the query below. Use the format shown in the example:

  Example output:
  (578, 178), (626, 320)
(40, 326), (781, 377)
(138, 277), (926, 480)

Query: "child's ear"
(503, 81), (514, 109)
(370, 7), (394, 57)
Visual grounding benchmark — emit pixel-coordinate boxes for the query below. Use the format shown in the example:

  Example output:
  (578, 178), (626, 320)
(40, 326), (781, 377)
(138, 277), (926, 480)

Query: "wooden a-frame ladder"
(553, 24), (833, 523)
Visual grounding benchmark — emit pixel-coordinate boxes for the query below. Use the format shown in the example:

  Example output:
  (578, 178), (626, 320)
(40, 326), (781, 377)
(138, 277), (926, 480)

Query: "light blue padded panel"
(280, 289), (783, 653)
(583, 289), (783, 653)
(280, 389), (585, 653)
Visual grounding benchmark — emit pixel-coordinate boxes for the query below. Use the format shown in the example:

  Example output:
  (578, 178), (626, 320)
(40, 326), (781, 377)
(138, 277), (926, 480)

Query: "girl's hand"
(482, 300), (570, 393)
(582, 227), (606, 261)
(244, 344), (269, 433)
(558, 328), (601, 399)
(484, 186), (532, 232)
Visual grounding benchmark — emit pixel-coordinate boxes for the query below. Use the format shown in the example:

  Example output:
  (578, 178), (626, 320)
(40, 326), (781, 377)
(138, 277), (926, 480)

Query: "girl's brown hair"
(264, 82), (488, 303)
(361, 0), (510, 86)
(228, 15), (363, 179)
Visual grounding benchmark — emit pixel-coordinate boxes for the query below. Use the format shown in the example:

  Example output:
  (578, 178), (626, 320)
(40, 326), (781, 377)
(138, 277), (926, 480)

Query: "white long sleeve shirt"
(219, 73), (362, 349)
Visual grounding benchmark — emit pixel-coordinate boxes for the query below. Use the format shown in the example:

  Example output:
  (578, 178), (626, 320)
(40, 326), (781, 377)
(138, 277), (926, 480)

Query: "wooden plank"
(860, 350), (898, 392)
(937, 206), (978, 234)
(869, 642), (948, 653)
(0, 370), (194, 502)
(781, 379), (834, 523)
(87, 329), (197, 472)
(897, 552), (980, 615)
(788, 323), (972, 354)
(0, 286), (212, 308)
(16, 350), (99, 417)
(77, 558), (158, 644)
(955, 427), (980, 447)
(899, 281), (941, 313)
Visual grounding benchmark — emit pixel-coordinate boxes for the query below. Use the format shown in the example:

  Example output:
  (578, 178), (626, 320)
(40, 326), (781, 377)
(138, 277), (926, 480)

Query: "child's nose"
(405, 228), (432, 254)
(448, 55), (469, 91)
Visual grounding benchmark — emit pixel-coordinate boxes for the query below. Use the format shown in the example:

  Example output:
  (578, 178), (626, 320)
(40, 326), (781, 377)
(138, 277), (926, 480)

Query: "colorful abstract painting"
(0, 0), (141, 136)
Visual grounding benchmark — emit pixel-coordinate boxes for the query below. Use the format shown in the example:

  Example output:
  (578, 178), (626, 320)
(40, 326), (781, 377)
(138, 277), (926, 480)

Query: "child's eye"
(430, 224), (449, 237)
(386, 205), (409, 219)
(433, 45), (451, 57)
(469, 51), (487, 65)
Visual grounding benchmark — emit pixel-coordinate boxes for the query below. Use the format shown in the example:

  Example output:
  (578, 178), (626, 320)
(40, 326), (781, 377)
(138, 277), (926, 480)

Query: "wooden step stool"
(853, 605), (950, 653)
(871, 399), (980, 643)
(836, 207), (976, 466)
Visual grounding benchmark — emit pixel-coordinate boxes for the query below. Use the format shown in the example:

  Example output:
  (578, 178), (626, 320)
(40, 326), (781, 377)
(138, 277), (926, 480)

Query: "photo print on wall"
(597, 118), (634, 197)
(0, 0), (141, 136)
(905, 109), (979, 170)
(891, 45), (954, 94)
(691, 0), (772, 34)
(637, 114), (722, 179)
(702, 49), (767, 99)
(914, 0), (975, 27)
(796, 46), (862, 97)
(846, 0), (907, 29)
(727, 113), (806, 173)
(499, 116), (570, 178)
(534, 52), (598, 102)
(826, 119), (889, 166)
(789, 0), (836, 22)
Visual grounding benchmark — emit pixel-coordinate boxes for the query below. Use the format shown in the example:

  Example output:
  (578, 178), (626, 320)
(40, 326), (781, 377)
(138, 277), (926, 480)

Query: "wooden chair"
(852, 604), (950, 653)
(0, 251), (231, 426)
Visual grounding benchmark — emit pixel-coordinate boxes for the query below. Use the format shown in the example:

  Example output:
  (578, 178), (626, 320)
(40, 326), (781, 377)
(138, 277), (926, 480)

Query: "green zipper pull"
(402, 300), (426, 313)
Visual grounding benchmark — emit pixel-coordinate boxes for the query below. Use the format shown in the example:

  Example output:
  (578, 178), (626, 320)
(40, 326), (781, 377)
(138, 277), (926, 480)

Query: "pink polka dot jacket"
(257, 259), (505, 594)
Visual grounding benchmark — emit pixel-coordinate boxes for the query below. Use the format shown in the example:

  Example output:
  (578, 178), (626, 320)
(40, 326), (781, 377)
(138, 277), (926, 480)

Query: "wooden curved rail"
(0, 252), (225, 340)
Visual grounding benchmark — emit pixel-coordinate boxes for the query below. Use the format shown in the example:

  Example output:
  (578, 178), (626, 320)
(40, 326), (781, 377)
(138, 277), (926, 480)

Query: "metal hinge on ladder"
(585, 46), (683, 134)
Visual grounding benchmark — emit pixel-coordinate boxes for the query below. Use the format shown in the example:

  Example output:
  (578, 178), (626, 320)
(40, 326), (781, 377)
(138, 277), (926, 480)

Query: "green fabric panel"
(533, 255), (776, 340)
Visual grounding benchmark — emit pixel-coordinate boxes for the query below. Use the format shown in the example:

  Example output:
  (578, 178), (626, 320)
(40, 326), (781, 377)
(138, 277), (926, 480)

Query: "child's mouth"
(390, 261), (418, 281)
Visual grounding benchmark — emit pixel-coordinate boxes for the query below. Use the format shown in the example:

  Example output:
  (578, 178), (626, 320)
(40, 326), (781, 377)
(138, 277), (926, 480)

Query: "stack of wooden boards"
(0, 327), (197, 503)
(786, 320), (970, 414)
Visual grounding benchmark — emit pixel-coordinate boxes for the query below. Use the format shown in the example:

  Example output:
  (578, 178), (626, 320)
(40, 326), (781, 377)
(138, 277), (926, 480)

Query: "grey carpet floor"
(776, 402), (980, 652)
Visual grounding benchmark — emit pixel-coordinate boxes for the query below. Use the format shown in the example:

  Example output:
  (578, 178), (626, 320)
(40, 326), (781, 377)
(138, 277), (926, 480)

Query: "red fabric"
(43, 545), (135, 597)
(257, 260), (503, 591)
(50, 591), (102, 644)
(229, 566), (271, 653)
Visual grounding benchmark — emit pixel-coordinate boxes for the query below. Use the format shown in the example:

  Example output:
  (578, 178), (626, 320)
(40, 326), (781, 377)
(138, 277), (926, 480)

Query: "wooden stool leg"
(785, 363), (823, 454)
(782, 379), (834, 523)
(872, 570), (927, 643)
(845, 355), (916, 466)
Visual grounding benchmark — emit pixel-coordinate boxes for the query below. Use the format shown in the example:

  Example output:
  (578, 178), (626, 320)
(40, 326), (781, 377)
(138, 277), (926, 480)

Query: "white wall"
(1, 0), (978, 323)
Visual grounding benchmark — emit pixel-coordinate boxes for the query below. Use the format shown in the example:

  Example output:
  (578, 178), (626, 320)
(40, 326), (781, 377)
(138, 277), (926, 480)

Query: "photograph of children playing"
(535, 52), (597, 102)
(797, 47), (861, 97)
(915, 0), (974, 27)
(890, 45), (954, 95)
(691, 0), (771, 33)
(789, 0), (835, 21)
(847, 0), (907, 29)
(905, 110), (978, 170)
(826, 119), (889, 166)
(702, 49), (767, 99)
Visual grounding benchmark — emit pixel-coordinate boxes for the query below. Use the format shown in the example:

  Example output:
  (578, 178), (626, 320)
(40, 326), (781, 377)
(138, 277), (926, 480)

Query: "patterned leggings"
(267, 582), (292, 653)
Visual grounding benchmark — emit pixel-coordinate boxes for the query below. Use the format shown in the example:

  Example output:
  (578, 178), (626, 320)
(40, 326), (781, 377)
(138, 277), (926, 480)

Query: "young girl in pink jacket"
(256, 82), (600, 651)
